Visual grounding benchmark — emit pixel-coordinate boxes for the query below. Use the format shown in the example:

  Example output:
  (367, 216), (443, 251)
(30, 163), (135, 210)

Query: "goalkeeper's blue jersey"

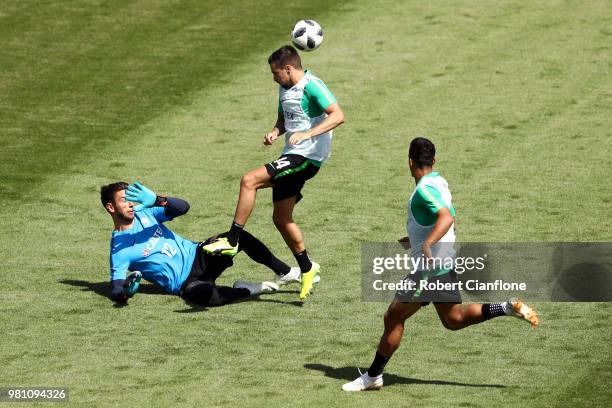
(109, 207), (197, 294)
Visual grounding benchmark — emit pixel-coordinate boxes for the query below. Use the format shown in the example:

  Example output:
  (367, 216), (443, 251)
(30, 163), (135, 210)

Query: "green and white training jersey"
(278, 70), (337, 162)
(407, 172), (456, 271)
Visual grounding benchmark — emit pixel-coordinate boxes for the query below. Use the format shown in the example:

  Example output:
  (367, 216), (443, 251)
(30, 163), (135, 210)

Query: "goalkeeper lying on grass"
(100, 181), (300, 306)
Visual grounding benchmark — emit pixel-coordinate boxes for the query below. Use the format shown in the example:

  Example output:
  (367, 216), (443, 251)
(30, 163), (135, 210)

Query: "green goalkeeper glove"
(125, 181), (157, 211)
(122, 271), (142, 297)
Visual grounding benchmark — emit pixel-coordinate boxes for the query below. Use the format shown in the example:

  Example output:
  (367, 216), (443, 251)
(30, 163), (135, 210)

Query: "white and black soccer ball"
(291, 20), (323, 52)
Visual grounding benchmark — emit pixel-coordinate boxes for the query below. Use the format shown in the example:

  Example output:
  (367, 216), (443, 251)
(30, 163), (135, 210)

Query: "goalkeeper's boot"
(275, 267), (321, 286)
(201, 237), (238, 256)
(342, 369), (383, 392)
(233, 281), (279, 296)
(299, 262), (320, 300)
(275, 267), (301, 286)
(504, 298), (539, 327)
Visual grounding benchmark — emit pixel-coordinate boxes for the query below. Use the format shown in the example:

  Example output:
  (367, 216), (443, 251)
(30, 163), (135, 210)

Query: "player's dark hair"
(409, 137), (436, 168)
(100, 181), (128, 207)
(268, 45), (302, 69)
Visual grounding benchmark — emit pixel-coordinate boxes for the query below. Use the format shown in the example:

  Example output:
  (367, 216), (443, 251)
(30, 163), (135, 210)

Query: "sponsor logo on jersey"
(145, 227), (164, 251)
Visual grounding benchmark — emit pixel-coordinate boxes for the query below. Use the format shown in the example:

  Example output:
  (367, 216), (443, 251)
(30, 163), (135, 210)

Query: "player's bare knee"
(240, 174), (254, 190)
(441, 314), (464, 331)
(272, 210), (293, 227)
(384, 309), (404, 328)
(242, 170), (266, 190)
(272, 214), (288, 229)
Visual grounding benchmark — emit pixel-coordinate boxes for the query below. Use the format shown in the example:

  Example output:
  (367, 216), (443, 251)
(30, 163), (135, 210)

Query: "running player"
(101, 181), (295, 307)
(342, 137), (539, 391)
(202, 45), (344, 300)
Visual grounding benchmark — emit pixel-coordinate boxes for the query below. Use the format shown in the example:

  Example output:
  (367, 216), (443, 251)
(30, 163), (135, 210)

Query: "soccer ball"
(291, 20), (323, 52)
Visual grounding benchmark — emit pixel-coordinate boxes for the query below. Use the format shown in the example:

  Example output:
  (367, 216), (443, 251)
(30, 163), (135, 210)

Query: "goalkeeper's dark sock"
(227, 222), (244, 246)
(294, 249), (313, 273)
(367, 351), (390, 377)
(270, 258), (291, 276)
(482, 303), (505, 320)
(237, 230), (291, 276)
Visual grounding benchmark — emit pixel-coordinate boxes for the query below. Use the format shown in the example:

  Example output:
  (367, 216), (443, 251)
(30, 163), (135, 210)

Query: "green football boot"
(201, 237), (238, 256)
(299, 262), (320, 300)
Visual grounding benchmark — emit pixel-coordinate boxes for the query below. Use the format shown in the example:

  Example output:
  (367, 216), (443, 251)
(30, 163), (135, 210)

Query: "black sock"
(294, 249), (313, 273)
(367, 351), (390, 377)
(482, 303), (505, 320)
(237, 230), (290, 276)
(227, 222), (244, 246)
(273, 260), (291, 276)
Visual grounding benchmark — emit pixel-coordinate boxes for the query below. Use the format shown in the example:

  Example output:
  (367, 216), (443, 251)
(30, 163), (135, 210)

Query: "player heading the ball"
(202, 45), (344, 301)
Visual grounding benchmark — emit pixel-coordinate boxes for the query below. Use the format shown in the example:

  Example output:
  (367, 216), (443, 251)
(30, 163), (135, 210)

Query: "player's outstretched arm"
(288, 103), (344, 144)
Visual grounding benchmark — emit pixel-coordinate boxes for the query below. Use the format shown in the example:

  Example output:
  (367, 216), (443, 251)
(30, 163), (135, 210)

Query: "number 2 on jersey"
(161, 243), (177, 258)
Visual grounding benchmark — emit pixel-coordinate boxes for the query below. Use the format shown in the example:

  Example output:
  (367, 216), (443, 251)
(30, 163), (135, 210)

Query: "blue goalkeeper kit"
(109, 207), (197, 294)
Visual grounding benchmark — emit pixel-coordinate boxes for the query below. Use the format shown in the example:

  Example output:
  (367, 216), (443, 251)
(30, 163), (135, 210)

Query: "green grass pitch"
(1, 0), (611, 406)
